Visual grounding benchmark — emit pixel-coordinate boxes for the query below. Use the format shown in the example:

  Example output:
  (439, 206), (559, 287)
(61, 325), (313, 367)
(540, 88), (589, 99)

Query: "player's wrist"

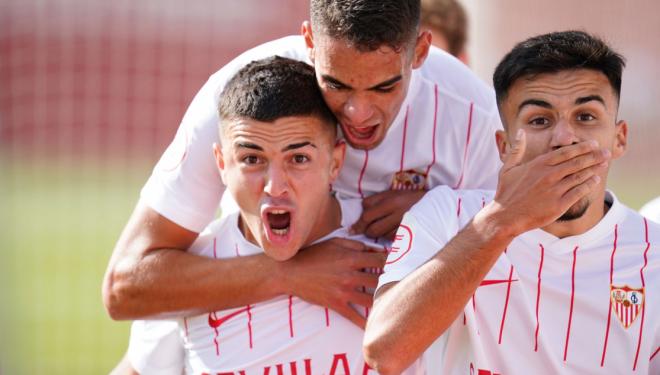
(270, 255), (295, 296)
(472, 201), (520, 246)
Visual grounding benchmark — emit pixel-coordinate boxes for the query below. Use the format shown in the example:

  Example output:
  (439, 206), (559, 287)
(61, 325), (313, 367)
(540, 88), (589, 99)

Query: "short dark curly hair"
(493, 30), (626, 111)
(218, 56), (336, 134)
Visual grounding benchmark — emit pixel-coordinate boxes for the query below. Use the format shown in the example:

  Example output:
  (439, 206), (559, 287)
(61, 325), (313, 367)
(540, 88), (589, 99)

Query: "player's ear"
(495, 129), (508, 162)
(612, 120), (628, 159)
(301, 21), (315, 64)
(411, 30), (432, 69)
(213, 142), (227, 184)
(329, 139), (346, 183)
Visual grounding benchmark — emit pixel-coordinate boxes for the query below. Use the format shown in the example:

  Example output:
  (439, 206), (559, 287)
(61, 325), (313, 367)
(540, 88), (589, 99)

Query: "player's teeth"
(272, 228), (288, 236)
(271, 210), (287, 214)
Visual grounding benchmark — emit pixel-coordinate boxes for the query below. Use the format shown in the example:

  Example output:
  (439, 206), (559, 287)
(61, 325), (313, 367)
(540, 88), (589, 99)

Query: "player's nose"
(551, 118), (579, 149)
(343, 95), (374, 125)
(264, 164), (289, 197)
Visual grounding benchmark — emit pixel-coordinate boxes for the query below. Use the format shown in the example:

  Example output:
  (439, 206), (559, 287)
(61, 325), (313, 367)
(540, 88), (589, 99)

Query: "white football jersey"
(139, 35), (502, 233)
(640, 196), (660, 224)
(129, 198), (423, 374)
(379, 187), (660, 374)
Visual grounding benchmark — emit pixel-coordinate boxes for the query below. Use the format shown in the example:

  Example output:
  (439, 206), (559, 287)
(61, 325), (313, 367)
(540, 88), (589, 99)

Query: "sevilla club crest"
(610, 285), (644, 329)
(391, 169), (428, 190)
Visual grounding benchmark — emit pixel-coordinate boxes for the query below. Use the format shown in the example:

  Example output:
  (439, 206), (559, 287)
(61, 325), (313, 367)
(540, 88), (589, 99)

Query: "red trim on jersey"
(247, 304), (253, 349)
(325, 307), (330, 327)
(235, 243), (240, 257)
(457, 197), (462, 217)
(399, 106), (410, 173)
(601, 224), (618, 367)
(424, 85), (439, 178)
(651, 346), (660, 362)
(633, 218), (650, 371)
(498, 262), (514, 344)
(472, 293), (477, 327)
(183, 317), (189, 339)
(211, 311), (221, 356)
(288, 295), (294, 338)
(563, 246), (579, 361)
(357, 150), (369, 199)
(453, 102), (474, 189)
(213, 237), (217, 258)
(534, 244), (545, 352)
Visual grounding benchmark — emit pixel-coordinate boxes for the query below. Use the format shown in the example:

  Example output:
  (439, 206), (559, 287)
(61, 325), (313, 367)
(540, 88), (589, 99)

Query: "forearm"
(103, 248), (284, 320)
(364, 205), (516, 374)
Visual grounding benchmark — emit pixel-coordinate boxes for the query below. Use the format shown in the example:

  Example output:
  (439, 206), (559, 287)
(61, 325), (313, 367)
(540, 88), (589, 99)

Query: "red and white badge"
(390, 169), (427, 191)
(610, 285), (644, 329)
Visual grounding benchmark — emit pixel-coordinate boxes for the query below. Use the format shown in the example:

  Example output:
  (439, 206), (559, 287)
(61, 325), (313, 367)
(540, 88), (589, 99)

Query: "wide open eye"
(241, 155), (262, 165)
(528, 117), (550, 126)
(577, 113), (596, 122)
(292, 154), (309, 164)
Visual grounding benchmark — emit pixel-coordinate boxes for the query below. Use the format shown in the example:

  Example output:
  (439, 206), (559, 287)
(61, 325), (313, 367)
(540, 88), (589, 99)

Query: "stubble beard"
(557, 197), (590, 222)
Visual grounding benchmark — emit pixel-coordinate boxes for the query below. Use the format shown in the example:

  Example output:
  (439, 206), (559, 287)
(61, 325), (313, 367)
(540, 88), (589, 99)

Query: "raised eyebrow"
(517, 99), (552, 115)
(282, 141), (316, 152)
(235, 142), (263, 151)
(575, 95), (606, 107)
(367, 75), (402, 90)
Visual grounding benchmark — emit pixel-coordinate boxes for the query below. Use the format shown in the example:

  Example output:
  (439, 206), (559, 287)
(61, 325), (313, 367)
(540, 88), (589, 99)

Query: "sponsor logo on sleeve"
(385, 224), (413, 264)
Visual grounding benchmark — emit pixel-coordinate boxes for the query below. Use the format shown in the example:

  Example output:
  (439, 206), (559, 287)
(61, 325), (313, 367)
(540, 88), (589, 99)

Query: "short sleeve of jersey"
(127, 320), (184, 375)
(377, 186), (463, 289)
(640, 196), (660, 224)
(140, 36), (309, 232)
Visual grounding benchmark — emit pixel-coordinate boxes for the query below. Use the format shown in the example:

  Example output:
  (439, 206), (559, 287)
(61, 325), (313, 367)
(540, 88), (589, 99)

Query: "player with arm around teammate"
(130, 56), (423, 374)
(364, 30), (660, 374)
(102, 0), (502, 327)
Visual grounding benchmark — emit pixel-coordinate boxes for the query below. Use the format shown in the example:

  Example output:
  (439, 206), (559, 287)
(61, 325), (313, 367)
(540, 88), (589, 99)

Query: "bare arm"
(363, 134), (610, 374)
(102, 202), (384, 327)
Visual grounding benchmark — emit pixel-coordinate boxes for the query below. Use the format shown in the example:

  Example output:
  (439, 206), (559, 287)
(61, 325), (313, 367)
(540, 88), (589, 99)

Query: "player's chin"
(261, 224), (300, 262)
(557, 198), (590, 222)
(262, 241), (300, 262)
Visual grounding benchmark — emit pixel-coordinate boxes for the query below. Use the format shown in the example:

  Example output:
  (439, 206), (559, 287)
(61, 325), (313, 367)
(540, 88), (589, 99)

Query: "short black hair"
(310, 0), (420, 52)
(218, 56), (336, 133)
(493, 30), (626, 110)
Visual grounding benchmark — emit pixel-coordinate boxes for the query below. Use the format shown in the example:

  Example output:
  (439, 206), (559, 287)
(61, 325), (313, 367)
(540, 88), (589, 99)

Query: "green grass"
(0, 156), (152, 374)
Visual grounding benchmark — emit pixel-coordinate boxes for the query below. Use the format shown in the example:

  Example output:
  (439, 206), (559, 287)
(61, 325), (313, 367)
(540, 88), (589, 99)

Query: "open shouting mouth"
(262, 207), (294, 245)
(341, 122), (380, 147)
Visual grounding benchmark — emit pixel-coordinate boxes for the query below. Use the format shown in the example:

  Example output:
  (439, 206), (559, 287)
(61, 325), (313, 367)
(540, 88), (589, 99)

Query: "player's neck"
(304, 194), (342, 246)
(541, 189), (609, 239)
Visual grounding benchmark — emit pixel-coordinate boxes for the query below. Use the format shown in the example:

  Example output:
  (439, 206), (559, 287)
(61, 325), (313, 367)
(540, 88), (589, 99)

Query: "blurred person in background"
(421, 0), (469, 64)
(363, 30), (660, 374)
(103, 0), (501, 371)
